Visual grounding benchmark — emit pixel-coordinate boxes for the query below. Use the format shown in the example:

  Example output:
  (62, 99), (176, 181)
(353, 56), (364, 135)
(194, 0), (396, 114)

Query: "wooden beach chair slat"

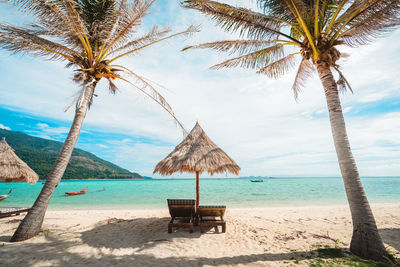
(167, 199), (195, 233)
(198, 205), (226, 233)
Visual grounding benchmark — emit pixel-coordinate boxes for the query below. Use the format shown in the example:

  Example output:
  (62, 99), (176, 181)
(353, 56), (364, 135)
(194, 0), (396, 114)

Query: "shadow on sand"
(379, 228), (400, 251)
(1, 237), (321, 267)
(2, 218), (397, 266)
(0, 216), (323, 267)
(81, 217), (203, 251)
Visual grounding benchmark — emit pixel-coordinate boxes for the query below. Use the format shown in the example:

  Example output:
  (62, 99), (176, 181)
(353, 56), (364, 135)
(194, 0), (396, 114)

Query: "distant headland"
(0, 129), (142, 180)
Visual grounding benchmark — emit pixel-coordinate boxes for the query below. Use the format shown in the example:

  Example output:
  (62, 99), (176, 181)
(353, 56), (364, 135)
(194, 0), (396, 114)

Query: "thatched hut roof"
(154, 122), (240, 176)
(0, 137), (39, 184)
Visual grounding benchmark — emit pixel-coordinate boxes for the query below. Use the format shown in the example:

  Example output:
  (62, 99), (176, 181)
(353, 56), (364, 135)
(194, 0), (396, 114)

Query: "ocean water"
(0, 177), (399, 209)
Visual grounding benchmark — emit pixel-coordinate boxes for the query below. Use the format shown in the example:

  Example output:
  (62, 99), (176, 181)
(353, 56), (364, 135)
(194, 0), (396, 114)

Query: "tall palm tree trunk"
(11, 80), (97, 242)
(316, 62), (388, 261)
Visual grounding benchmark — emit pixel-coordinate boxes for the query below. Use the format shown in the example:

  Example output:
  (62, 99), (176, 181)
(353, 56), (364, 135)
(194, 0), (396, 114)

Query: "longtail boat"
(65, 186), (88, 196)
(0, 189), (12, 201)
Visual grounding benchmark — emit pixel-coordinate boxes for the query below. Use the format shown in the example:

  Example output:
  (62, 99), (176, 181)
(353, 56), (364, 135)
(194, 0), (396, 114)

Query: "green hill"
(0, 129), (142, 179)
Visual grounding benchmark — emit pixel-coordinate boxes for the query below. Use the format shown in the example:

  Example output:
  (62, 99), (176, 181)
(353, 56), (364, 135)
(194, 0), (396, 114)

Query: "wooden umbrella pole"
(195, 171), (200, 226)
(196, 171), (200, 209)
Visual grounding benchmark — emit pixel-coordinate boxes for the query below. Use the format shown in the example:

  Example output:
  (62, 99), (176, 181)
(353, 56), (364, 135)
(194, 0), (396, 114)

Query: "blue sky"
(0, 105), (171, 173)
(0, 1), (399, 177)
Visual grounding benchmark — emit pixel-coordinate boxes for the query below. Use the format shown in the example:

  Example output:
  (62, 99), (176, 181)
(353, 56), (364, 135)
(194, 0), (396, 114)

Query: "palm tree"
(181, 0), (399, 261)
(0, 0), (197, 242)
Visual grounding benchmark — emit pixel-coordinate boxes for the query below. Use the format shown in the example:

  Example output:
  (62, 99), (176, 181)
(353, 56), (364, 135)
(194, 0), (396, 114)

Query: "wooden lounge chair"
(167, 199), (195, 233)
(0, 207), (30, 219)
(198, 205), (226, 233)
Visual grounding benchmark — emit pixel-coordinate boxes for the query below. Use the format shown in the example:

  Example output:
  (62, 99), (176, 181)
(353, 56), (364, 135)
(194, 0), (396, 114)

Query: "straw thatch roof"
(154, 122), (240, 176)
(0, 137), (39, 184)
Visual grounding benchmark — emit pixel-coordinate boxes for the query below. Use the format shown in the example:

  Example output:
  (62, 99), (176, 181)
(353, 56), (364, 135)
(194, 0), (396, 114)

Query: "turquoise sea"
(0, 177), (399, 209)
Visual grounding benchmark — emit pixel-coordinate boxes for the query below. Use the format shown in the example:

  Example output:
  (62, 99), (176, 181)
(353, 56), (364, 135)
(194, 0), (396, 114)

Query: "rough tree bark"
(316, 61), (388, 261)
(11, 80), (97, 242)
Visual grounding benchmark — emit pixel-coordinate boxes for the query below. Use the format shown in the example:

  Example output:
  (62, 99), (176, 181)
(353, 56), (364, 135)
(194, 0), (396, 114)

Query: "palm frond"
(2, 0), (193, 136)
(13, 0), (86, 48)
(256, 52), (299, 78)
(64, 0), (94, 62)
(258, 0), (297, 21)
(120, 68), (188, 136)
(314, 0), (320, 38)
(319, 0), (337, 32)
(100, 0), (154, 59)
(259, 0), (340, 37)
(64, 87), (84, 112)
(181, 0), (301, 44)
(110, 25), (172, 55)
(15, 0), (71, 30)
(182, 39), (278, 55)
(330, 0), (400, 44)
(77, 0), (116, 28)
(78, 0), (118, 48)
(291, 58), (314, 99)
(0, 23), (78, 61)
(339, 0), (400, 46)
(110, 64), (172, 92)
(96, 0), (127, 52)
(334, 65), (353, 93)
(282, 0), (319, 58)
(209, 44), (285, 70)
(108, 25), (199, 63)
(107, 77), (119, 95)
(328, 0), (366, 34)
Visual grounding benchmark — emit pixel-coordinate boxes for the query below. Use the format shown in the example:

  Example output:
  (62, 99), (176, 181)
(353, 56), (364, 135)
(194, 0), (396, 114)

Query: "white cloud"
(97, 144), (108, 148)
(24, 123), (70, 140)
(35, 123), (70, 135)
(0, 2), (399, 177)
(37, 123), (49, 129)
(0, 123), (11, 130)
(343, 107), (352, 113)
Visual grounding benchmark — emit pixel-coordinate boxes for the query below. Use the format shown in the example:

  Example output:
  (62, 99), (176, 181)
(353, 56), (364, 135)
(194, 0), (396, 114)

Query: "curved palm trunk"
(316, 63), (388, 261)
(11, 80), (97, 242)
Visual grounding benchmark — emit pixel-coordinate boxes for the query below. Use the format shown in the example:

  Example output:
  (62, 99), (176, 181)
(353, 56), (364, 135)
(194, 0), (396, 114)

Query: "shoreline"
(3, 201), (398, 211)
(2, 203), (397, 213)
(1, 201), (399, 212)
(1, 203), (399, 266)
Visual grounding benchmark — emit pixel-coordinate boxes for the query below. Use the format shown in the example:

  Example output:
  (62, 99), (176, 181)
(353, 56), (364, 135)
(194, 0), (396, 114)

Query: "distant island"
(0, 129), (142, 179)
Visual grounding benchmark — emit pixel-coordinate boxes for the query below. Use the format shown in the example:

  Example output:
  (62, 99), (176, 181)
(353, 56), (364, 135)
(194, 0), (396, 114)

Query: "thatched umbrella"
(0, 137), (39, 184)
(154, 122), (240, 208)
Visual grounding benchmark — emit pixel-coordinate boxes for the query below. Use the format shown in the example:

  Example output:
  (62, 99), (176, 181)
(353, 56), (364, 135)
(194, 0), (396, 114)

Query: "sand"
(0, 204), (399, 266)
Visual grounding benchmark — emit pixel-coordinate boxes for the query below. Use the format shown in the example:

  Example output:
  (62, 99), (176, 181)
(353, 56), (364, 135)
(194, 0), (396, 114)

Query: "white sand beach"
(1, 203), (399, 266)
